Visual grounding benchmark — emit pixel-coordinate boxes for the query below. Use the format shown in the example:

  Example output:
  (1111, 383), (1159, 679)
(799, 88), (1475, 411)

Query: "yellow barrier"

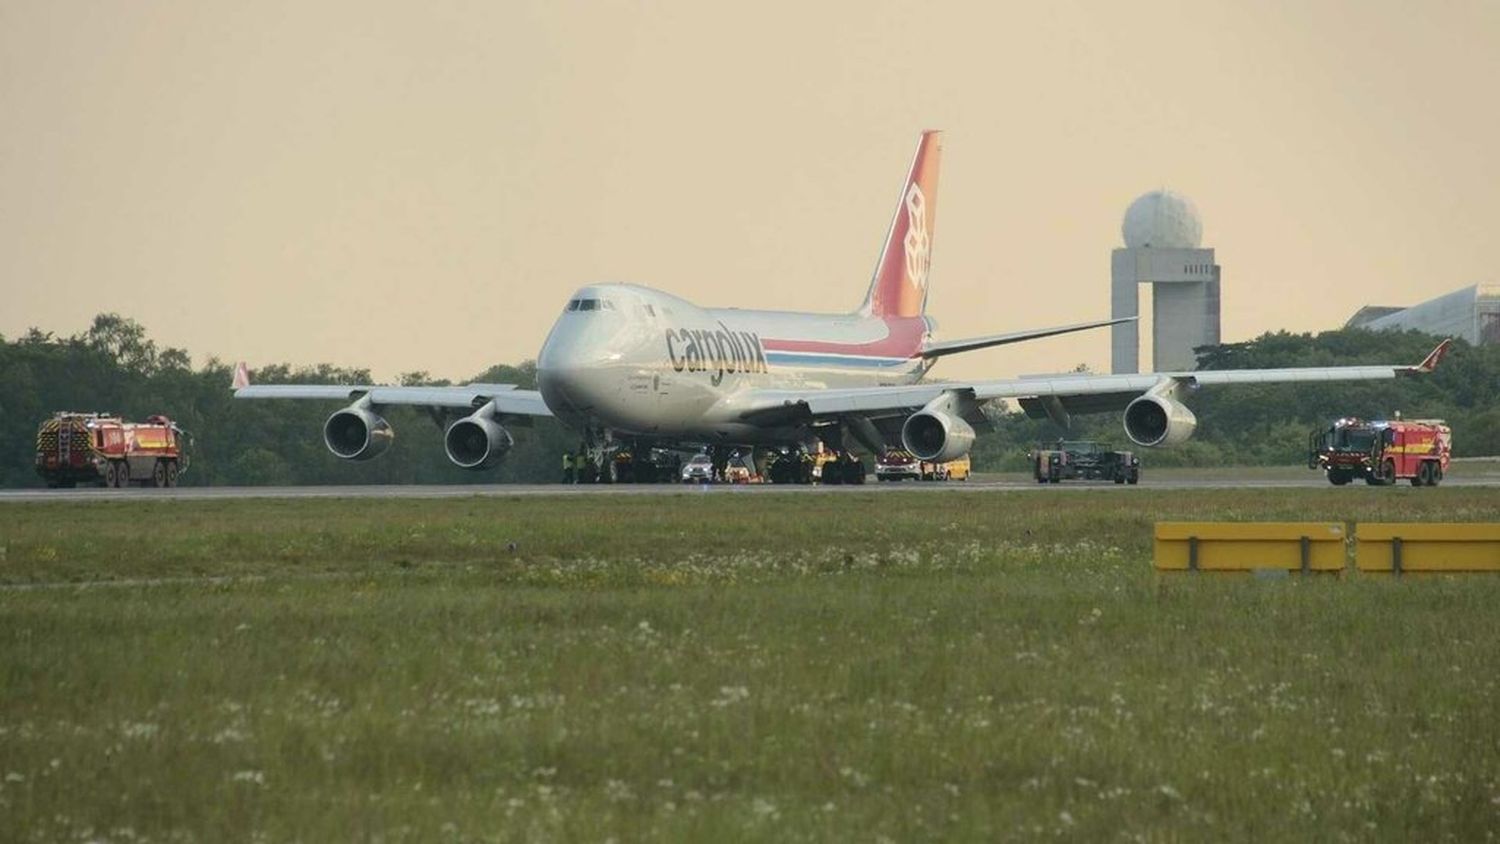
(1356, 523), (1500, 574)
(1155, 522), (1346, 573)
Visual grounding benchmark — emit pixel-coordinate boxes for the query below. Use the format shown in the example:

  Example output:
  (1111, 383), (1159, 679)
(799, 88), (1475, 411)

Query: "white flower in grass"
(711, 686), (750, 707)
(751, 797), (778, 820)
(120, 722), (160, 740)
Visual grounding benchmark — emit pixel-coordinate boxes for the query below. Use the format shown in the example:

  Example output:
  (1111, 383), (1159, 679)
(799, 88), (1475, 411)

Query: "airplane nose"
(537, 325), (601, 420)
(536, 294), (633, 421)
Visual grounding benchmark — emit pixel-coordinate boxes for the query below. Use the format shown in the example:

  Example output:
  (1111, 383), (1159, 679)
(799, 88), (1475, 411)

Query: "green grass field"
(3, 489), (1499, 841)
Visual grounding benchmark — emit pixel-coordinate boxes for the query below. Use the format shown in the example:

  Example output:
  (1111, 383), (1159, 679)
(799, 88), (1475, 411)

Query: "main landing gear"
(819, 451), (867, 485)
(766, 448), (814, 485)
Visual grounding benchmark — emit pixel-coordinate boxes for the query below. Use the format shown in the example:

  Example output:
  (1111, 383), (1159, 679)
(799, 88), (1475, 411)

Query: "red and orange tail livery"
(861, 130), (942, 319)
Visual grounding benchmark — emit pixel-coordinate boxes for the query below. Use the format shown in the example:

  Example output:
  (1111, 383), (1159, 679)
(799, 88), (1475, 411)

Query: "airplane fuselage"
(536, 283), (933, 444)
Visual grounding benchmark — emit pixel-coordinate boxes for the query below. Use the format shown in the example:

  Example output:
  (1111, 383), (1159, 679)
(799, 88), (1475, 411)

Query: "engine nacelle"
(901, 395), (977, 463)
(444, 414), (514, 470)
(1123, 395), (1198, 447)
(323, 406), (393, 461)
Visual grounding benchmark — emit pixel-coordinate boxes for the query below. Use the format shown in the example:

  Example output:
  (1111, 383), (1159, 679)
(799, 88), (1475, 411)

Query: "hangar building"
(1345, 284), (1500, 346)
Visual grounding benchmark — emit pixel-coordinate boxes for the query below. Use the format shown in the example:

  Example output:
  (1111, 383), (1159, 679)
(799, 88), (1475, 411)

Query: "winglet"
(231, 361), (252, 391)
(1415, 339), (1452, 373)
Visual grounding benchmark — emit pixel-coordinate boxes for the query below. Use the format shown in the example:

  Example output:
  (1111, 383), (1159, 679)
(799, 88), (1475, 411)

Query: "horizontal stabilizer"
(920, 316), (1136, 359)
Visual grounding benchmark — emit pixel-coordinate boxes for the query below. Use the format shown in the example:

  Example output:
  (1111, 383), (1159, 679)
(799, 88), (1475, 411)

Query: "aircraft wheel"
(847, 460), (866, 484)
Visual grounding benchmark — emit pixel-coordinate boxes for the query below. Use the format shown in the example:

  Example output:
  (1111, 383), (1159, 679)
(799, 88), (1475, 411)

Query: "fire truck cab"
(1308, 417), (1450, 487)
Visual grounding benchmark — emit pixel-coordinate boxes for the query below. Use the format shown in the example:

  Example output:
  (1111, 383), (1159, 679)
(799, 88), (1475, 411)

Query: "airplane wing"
(234, 382), (553, 417)
(729, 339), (1452, 435)
(919, 316), (1136, 359)
(231, 365), (551, 467)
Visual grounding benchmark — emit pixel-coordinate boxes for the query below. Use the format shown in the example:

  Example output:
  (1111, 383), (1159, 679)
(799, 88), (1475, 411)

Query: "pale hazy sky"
(2, 1), (1496, 380)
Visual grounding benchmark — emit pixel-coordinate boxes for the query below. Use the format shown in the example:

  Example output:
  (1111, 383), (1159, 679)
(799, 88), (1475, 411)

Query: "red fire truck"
(1308, 417), (1451, 487)
(35, 413), (191, 488)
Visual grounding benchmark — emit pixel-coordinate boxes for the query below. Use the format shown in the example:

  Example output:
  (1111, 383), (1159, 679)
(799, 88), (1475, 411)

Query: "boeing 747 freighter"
(235, 132), (1448, 482)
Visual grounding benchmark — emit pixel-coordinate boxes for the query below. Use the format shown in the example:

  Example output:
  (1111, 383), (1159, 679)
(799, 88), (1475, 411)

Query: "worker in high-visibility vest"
(562, 451), (575, 484)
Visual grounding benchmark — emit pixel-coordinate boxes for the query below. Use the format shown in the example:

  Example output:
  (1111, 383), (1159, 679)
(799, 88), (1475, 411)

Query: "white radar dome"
(1122, 190), (1202, 249)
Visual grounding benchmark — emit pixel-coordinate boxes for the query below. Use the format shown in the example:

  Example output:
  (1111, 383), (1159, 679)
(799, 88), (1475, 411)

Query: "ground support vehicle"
(680, 454), (715, 483)
(1030, 440), (1140, 484)
(766, 449), (815, 484)
(1309, 417), (1450, 486)
(814, 450), (867, 485)
(723, 457), (755, 484)
(875, 449), (922, 481)
(761, 446), (864, 484)
(923, 454), (970, 481)
(35, 412), (189, 488)
(877, 449), (971, 481)
(604, 446), (681, 483)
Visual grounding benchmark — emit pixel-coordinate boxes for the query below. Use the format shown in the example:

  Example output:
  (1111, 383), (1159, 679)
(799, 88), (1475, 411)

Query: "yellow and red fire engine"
(1308, 417), (1451, 487)
(35, 413), (190, 488)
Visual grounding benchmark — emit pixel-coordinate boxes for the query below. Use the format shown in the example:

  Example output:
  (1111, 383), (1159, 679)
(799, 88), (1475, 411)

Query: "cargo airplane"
(234, 132), (1450, 482)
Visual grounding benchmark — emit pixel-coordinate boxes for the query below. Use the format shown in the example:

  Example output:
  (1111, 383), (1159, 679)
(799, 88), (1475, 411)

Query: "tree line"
(1, 314), (1493, 487)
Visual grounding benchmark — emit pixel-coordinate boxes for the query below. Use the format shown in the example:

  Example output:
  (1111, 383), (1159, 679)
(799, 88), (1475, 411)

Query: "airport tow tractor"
(1030, 440), (1140, 484)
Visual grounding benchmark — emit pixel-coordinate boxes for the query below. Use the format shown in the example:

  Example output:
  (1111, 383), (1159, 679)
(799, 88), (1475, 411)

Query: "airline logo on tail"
(903, 183), (931, 293)
(864, 131), (941, 319)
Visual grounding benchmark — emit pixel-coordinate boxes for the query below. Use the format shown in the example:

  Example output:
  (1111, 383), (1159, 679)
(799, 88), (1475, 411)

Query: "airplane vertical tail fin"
(859, 130), (942, 319)
(232, 361), (251, 391)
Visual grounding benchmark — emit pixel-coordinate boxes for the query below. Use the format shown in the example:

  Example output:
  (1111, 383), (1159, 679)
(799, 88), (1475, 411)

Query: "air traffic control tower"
(1111, 190), (1221, 373)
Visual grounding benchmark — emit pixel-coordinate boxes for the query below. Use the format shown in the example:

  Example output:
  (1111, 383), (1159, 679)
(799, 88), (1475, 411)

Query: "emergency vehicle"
(875, 449), (971, 481)
(1308, 417), (1450, 486)
(35, 413), (190, 488)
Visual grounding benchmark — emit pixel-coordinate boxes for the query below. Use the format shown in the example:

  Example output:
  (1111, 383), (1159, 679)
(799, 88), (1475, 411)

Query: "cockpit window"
(567, 297), (617, 313)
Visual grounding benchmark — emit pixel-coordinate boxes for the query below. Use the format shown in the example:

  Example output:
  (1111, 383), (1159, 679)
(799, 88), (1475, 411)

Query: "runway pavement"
(4, 468), (1500, 502)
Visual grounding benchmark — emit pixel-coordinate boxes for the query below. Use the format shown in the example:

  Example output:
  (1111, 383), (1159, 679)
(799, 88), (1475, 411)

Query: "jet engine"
(323, 404), (393, 460)
(444, 412), (514, 470)
(901, 393), (977, 462)
(1123, 394), (1198, 447)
